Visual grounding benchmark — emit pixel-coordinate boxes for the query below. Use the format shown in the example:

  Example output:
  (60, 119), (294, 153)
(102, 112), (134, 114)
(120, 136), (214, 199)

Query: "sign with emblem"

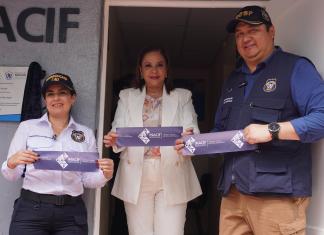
(263, 78), (277, 93)
(116, 127), (183, 146)
(0, 67), (28, 122)
(34, 151), (99, 172)
(182, 130), (257, 156)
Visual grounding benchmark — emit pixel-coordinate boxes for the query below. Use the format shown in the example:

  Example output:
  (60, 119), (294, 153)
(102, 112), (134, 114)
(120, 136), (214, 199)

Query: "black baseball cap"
(226, 5), (272, 33)
(42, 73), (76, 96)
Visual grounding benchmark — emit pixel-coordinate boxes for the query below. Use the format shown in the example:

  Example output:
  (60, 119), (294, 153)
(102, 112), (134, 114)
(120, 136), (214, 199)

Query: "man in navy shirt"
(214, 5), (324, 235)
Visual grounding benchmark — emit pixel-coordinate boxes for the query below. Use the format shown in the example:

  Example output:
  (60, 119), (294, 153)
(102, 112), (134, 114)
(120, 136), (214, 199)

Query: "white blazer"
(110, 87), (202, 205)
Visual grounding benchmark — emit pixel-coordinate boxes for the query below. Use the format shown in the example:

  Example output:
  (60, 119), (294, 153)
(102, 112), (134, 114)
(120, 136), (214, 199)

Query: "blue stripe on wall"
(0, 114), (21, 122)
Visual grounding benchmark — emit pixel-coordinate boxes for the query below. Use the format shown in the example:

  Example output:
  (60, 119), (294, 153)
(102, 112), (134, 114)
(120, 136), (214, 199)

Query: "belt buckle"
(55, 195), (65, 206)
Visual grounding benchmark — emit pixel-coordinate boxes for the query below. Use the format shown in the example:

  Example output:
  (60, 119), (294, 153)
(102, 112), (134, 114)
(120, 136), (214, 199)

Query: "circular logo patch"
(263, 78), (277, 92)
(71, 130), (85, 143)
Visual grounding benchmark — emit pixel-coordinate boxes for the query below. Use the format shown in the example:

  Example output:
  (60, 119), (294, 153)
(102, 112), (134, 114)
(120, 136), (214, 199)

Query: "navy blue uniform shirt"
(213, 48), (324, 143)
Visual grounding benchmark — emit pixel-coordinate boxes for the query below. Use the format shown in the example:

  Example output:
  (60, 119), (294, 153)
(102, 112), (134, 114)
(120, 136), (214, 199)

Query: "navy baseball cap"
(42, 73), (76, 96)
(226, 5), (272, 33)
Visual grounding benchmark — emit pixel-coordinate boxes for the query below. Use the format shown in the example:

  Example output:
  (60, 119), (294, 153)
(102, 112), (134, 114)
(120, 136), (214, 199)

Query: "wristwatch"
(268, 122), (280, 140)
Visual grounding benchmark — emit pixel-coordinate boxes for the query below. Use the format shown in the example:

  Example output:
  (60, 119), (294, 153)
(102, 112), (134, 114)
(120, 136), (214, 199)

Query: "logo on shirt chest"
(71, 130), (85, 143)
(263, 78), (277, 92)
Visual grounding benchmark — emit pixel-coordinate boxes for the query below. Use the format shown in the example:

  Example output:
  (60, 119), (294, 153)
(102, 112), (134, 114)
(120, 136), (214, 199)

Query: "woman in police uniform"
(1, 73), (113, 235)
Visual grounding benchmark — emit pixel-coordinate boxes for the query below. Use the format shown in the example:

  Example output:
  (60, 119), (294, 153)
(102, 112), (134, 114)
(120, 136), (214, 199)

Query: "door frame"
(94, 0), (268, 234)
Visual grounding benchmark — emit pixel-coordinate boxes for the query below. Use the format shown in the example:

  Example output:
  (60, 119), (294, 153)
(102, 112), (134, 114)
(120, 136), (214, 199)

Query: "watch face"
(269, 122), (280, 132)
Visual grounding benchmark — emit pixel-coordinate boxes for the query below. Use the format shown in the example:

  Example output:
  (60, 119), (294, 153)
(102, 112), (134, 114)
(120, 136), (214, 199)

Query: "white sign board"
(0, 67), (28, 122)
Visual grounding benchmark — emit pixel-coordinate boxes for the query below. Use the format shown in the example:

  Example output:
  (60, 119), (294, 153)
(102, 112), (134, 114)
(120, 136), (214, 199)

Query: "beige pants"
(219, 186), (309, 235)
(124, 159), (187, 235)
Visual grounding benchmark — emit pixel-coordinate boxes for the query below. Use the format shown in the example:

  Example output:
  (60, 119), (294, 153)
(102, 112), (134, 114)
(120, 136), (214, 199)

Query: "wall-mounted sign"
(0, 67), (28, 122)
(0, 7), (80, 43)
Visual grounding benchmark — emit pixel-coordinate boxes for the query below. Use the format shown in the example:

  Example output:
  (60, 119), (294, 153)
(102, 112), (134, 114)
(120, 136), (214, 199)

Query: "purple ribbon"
(116, 126), (183, 146)
(182, 130), (257, 156)
(33, 151), (99, 172)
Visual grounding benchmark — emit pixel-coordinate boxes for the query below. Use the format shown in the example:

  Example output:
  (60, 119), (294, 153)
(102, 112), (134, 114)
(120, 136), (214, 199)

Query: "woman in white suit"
(103, 46), (202, 235)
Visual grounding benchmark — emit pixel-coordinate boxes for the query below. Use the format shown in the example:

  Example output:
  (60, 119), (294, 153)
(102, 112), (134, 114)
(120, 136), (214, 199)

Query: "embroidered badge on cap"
(71, 130), (85, 143)
(263, 78), (277, 92)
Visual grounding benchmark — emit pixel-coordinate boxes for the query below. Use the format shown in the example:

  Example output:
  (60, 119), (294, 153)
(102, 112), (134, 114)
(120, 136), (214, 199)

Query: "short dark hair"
(134, 46), (174, 94)
(265, 23), (272, 31)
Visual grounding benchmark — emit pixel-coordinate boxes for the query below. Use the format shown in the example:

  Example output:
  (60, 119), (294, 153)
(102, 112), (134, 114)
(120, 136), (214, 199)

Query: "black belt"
(21, 189), (82, 206)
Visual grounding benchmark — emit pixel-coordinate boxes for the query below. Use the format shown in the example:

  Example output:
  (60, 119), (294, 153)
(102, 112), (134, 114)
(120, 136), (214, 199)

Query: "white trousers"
(124, 159), (187, 235)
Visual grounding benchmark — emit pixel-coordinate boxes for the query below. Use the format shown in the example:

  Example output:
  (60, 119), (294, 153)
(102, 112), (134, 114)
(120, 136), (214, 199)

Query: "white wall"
(0, 0), (103, 234)
(266, 0), (324, 234)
